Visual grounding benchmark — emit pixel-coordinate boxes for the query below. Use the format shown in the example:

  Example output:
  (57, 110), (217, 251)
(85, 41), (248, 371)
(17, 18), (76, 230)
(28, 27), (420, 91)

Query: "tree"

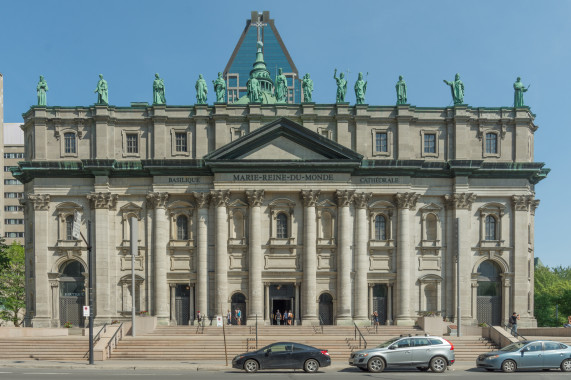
(534, 265), (571, 327)
(0, 242), (25, 327)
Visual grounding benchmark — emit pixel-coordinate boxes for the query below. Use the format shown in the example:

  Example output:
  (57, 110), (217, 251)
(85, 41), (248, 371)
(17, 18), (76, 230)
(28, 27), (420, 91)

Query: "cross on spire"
(250, 18), (267, 42)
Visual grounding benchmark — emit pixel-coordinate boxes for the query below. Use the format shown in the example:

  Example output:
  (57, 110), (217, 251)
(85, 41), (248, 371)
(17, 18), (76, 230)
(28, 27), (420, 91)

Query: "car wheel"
(244, 359), (259, 373)
(417, 367), (429, 372)
(367, 356), (385, 373)
(429, 356), (447, 373)
(304, 358), (319, 373)
(561, 358), (571, 372)
(501, 360), (516, 373)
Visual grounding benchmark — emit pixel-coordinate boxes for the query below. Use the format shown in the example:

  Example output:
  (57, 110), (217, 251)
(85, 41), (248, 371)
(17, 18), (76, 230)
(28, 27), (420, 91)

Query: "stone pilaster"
(29, 193), (51, 328)
(193, 192), (210, 321)
(146, 192), (169, 325)
(394, 192), (419, 325)
(301, 190), (319, 325)
(353, 192), (371, 324)
(246, 190), (264, 324)
(335, 190), (355, 324)
(211, 190), (230, 316)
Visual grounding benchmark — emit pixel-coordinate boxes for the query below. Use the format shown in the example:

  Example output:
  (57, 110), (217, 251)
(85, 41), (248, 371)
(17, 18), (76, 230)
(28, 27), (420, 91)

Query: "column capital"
(300, 190), (320, 207)
(512, 194), (538, 212)
(26, 194), (51, 211)
(88, 192), (118, 210)
(146, 192), (169, 209)
(193, 192), (211, 208)
(444, 192), (476, 210)
(394, 192), (420, 210)
(354, 192), (372, 209)
(335, 190), (355, 207)
(246, 190), (265, 207)
(210, 190), (230, 207)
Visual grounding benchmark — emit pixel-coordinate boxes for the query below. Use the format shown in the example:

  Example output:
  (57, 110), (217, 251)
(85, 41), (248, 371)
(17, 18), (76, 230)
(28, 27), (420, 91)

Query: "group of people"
(226, 308), (243, 325)
(273, 310), (294, 325)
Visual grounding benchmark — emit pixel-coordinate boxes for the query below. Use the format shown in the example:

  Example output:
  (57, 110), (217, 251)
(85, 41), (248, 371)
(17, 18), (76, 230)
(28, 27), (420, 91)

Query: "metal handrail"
(504, 323), (527, 341)
(105, 322), (124, 358)
(354, 323), (367, 349)
(93, 323), (107, 343)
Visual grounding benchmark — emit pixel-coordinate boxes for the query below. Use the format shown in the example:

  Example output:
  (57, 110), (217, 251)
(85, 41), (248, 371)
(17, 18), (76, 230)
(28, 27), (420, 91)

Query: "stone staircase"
(0, 335), (89, 360)
(446, 336), (499, 362)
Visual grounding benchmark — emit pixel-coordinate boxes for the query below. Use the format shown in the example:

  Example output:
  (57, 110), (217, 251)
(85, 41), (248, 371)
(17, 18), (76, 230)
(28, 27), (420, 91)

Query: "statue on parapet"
(275, 68), (287, 103)
(443, 73), (464, 105)
(354, 72), (367, 104)
(37, 75), (48, 106)
(395, 75), (407, 105)
(94, 74), (109, 105)
(333, 69), (347, 103)
(213, 72), (226, 103)
(195, 74), (208, 104)
(302, 73), (313, 103)
(513, 77), (530, 107)
(153, 73), (166, 105)
(247, 74), (261, 103)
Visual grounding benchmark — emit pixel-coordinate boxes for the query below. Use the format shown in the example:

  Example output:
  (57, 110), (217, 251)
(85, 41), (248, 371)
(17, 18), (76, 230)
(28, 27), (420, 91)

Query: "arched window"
(320, 211), (332, 239)
(64, 132), (76, 154)
(424, 283), (437, 311)
(65, 215), (75, 240)
(485, 133), (497, 154)
(426, 214), (437, 241)
(485, 215), (497, 240)
(176, 215), (189, 240)
(277, 213), (288, 239)
(374, 215), (387, 240)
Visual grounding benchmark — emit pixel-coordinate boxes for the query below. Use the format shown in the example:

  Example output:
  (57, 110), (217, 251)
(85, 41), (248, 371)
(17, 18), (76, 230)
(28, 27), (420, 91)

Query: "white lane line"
(23, 373), (71, 375)
(0, 372), (13, 374)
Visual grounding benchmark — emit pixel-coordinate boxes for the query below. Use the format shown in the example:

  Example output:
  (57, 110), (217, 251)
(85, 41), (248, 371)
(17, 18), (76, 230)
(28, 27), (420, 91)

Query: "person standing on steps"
(509, 312), (519, 336)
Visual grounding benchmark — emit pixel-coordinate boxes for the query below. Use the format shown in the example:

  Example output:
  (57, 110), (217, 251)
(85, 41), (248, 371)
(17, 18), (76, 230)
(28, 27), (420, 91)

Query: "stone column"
(387, 283), (393, 325)
(335, 190), (355, 325)
(28, 194), (51, 327)
(394, 192), (419, 325)
(354, 192), (371, 324)
(189, 284), (195, 325)
(146, 192), (169, 325)
(301, 190), (320, 325)
(170, 284), (176, 324)
(264, 282), (270, 323)
(48, 274), (59, 325)
(87, 192), (118, 322)
(294, 283), (300, 326)
(211, 190), (230, 317)
(193, 192), (210, 321)
(246, 190), (264, 325)
(444, 198), (455, 319)
(368, 284), (374, 317)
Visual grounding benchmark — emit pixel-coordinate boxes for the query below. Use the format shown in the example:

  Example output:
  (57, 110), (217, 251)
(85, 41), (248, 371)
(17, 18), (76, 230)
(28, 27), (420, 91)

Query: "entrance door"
(372, 284), (388, 325)
(231, 293), (247, 325)
(175, 285), (190, 325)
(318, 293), (333, 325)
(269, 284), (295, 325)
(58, 261), (85, 328)
(476, 261), (502, 326)
(272, 299), (292, 325)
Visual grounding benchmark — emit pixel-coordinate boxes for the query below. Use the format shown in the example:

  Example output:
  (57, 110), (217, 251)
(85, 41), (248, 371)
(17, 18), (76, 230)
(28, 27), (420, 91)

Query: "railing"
(93, 323), (107, 343)
(504, 323), (526, 341)
(354, 323), (367, 349)
(105, 323), (124, 358)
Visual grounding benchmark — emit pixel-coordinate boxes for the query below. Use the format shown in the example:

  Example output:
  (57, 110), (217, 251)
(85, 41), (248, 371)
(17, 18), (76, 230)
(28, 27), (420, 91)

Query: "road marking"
(23, 373), (71, 375)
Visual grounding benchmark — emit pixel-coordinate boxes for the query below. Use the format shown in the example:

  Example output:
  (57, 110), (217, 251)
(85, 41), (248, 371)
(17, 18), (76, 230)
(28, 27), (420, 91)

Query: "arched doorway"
(318, 293), (333, 325)
(59, 261), (85, 328)
(231, 293), (247, 325)
(476, 260), (502, 326)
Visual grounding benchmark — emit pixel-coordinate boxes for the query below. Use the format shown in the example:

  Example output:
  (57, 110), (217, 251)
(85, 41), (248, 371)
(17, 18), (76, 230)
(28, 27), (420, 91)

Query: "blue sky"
(2, 0), (570, 267)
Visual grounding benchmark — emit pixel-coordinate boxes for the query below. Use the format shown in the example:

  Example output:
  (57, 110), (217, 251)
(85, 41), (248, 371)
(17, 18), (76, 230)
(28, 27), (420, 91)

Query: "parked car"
(349, 335), (455, 373)
(232, 342), (331, 373)
(476, 340), (571, 372)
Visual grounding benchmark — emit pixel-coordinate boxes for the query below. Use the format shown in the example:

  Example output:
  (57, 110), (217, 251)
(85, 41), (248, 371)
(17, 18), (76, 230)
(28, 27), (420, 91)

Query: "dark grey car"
(349, 335), (455, 373)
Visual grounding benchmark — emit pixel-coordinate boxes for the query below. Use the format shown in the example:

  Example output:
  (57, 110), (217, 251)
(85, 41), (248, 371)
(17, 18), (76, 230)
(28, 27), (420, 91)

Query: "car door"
(263, 343), (293, 369)
(385, 338), (413, 366)
(291, 343), (312, 368)
(542, 342), (566, 368)
(518, 342), (543, 368)
(411, 337), (432, 365)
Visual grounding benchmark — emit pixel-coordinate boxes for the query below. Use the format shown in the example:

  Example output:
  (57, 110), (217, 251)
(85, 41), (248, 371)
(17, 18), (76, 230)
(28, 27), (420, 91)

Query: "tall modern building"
(16, 13), (548, 329)
(4, 123), (25, 245)
(0, 73), (5, 239)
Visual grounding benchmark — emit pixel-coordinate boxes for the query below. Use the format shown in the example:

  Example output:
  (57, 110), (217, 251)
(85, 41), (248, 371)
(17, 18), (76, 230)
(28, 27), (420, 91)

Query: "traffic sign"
(83, 305), (90, 317)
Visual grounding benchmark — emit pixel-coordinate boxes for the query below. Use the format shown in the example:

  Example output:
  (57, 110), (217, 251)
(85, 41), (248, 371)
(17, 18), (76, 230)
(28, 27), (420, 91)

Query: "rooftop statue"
(333, 69), (347, 103)
(213, 72), (226, 103)
(94, 74), (109, 105)
(354, 72), (367, 104)
(513, 77), (530, 107)
(195, 74), (208, 104)
(302, 73), (313, 103)
(275, 68), (287, 103)
(37, 75), (48, 106)
(395, 75), (407, 105)
(153, 73), (166, 105)
(247, 75), (261, 103)
(443, 73), (464, 105)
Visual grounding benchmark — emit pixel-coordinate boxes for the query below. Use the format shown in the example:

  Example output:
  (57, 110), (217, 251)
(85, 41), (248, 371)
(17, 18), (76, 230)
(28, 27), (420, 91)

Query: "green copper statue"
(354, 72), (367, 104)
(94, 74), (109, 105)
(195, 74), (208, 104)
(395, 75), (407, 105)
(37, 75), (48, 106)
(333, 69), (347, 103)
(247, 74), (261, 103)
(513, 77), (530, 107)
(212, 72), (226, 103)
(302, 73), (313, 103)
(153, 73), (166, 105)
(275, 68), (287, 103)
(443, 73), (464, 105)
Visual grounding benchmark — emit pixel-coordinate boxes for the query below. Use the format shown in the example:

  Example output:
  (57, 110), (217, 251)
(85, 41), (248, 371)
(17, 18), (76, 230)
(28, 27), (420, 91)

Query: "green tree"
(0, 242), (25, 327)
(534, 265), (571, 327)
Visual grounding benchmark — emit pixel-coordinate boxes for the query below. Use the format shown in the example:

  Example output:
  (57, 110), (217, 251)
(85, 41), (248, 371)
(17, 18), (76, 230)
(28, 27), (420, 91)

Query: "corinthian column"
(354, 192), (371, 324)
(336, 190), (355, 325)
(211, 190), (230, 317)
(193, 192), (210, 322)
(246, 190), (264, 325)
(301, 190), (319, 325)
(394, 192), (419, 325)
(146, 192), (169, 325)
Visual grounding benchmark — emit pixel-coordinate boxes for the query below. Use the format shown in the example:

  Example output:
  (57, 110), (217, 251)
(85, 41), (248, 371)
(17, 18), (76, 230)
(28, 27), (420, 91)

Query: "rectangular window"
(4, 153), (24, 159)
(424, 134), (436, 154)
(126, 134), (138, 154)
(4, 192), (24, 199)
(175, 132), (187, 152)
(4, 219), (24, 225)
(64, 133), (77, 154)
(375, 132), (388, 152)
(4, 179), (21, 185)
(4, 232), (24, 238)
(485, 133), (497, 154)
(4, 166), (12, 172)
(5, 205), (23, 212)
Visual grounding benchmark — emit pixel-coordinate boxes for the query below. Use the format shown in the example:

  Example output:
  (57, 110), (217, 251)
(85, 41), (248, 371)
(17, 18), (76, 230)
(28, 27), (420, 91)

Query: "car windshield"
(377, 337), (400, 348)
(500, 342), (526, 352)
